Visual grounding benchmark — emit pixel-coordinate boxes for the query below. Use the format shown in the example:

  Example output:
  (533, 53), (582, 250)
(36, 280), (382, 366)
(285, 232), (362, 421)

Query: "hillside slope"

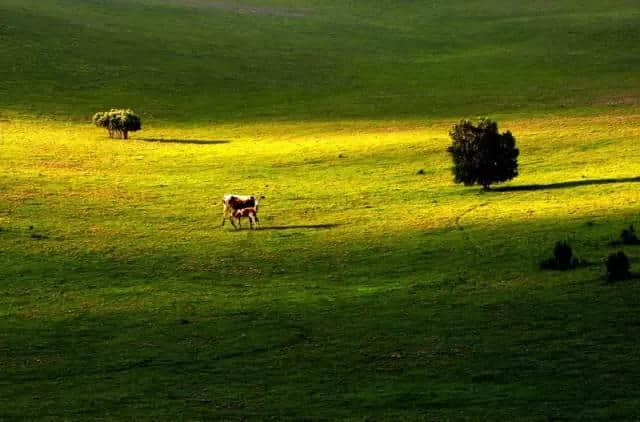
(2, 0), (640, 419)
(1, 0), (639, 122)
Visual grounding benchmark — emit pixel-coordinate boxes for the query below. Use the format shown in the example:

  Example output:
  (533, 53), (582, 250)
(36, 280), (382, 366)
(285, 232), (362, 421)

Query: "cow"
(221, 194), (264, 229)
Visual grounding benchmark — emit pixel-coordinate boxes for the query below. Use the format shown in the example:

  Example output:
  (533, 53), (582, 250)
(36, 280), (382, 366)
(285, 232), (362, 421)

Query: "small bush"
(620, 225), (639, 245)
(605, 251), (631, 282)
(540, 241), (582, 270)
(93, 109), (141, 139)
(553, 241), (573, 270)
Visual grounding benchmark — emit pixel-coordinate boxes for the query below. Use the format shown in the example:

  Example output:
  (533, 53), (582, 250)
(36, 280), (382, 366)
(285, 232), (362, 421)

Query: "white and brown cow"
(221, 194), (264, 229)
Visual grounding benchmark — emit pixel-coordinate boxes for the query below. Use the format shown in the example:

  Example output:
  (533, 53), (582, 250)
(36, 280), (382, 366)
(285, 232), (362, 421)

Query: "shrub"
(447, 118), (519, 190)
(621, 225), (639, 245)
(92, 109), (141, 139)
(553, 241), (573, 270)
(540, 241), (582, 270)
(605, 251), (631, 282)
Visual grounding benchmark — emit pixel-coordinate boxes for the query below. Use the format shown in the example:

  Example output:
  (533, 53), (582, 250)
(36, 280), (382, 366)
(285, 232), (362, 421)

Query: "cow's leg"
(249, 216), (254, 230)
(221, 201), (228, 227)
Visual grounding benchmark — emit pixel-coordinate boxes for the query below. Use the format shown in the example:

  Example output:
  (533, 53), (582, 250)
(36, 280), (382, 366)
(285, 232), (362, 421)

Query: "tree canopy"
(447, 118), (519, 189)
(93, 109), (141, 139)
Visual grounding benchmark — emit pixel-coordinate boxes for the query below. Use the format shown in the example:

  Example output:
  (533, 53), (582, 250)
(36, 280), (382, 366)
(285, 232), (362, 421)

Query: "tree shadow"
(255, 224), (341, 231)
(138, 138), (230, 145)
(492, 176), (640, 192)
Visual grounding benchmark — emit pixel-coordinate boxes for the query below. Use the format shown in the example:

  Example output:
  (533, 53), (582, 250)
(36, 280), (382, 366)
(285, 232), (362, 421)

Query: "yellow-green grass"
(2, 113), (640, 418)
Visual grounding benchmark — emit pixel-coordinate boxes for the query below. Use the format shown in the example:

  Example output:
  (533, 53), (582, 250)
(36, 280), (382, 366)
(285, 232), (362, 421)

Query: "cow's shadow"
(255, 224), (340, 231)
(139, 138), (230, 145)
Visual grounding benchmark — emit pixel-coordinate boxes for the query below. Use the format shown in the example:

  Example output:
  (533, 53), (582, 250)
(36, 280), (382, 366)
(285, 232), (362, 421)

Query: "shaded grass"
(1, 0), (639, 122)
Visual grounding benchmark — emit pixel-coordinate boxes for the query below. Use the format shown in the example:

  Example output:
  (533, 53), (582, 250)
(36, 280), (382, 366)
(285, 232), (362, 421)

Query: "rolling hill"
(1, 0), (640, 419)
(1, 0), (639, 121)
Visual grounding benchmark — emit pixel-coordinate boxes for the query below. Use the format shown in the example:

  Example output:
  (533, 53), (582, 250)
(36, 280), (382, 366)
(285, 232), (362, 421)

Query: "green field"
(3, 0), (639, 122)
(2, 0), (640, 419)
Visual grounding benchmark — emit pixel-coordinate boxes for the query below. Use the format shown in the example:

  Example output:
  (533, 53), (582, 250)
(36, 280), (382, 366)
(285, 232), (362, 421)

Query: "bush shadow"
(138, 138), (230, 145)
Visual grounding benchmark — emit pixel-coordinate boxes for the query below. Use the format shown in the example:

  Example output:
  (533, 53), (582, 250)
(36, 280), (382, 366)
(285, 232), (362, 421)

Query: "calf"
(232, 206), (260, 229)
(221, 194), (263, 229)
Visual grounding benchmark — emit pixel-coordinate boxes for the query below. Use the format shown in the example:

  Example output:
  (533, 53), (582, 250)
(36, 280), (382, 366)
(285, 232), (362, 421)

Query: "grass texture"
(1, 0), (640, 418)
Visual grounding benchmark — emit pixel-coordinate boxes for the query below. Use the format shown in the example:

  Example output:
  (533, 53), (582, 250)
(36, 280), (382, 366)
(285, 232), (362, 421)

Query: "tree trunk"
(123, 130), (128, 140)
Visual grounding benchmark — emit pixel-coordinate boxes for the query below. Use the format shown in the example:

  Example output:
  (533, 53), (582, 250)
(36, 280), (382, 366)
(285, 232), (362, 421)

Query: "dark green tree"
(93, 109), (141, 139)
(447, 118), (519, 190)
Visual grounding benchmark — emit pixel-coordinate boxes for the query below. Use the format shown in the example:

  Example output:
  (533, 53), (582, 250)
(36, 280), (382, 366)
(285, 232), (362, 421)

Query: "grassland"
(3, 115), (640, 418)
(2, 0), (640, 419)
(2, 0), (639, 122)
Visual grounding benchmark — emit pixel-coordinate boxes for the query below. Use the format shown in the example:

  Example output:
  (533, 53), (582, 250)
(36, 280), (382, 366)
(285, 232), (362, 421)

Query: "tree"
(447, 118), (519, 190)
(92, 109), (141, 139)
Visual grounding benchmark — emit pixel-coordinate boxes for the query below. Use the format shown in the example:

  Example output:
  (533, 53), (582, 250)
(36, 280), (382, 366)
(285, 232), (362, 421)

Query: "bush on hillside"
(605, 251), (631, 282)
(447, 118), (519, 190)
(540, 241), (583, 270)
(553, 241), (573, 270)
(93, 109), (141, 139)
(620, 225), (639, 245)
